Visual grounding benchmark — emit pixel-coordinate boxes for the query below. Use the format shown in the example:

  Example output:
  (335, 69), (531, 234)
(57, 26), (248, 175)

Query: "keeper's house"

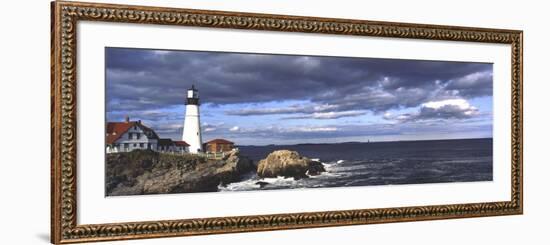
(204, 138), (235, 153)
(106, 116), (189, 154)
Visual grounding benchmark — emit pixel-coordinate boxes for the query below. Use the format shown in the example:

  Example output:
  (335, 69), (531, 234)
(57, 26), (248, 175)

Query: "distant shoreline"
(237, 137), (493, 147)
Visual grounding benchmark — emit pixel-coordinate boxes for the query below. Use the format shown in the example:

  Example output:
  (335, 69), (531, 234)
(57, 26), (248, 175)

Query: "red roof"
(106, 122), (134, 144)
(205, 138), (234, 145)
(174, 141), (190, 146)
(106, 121), (159, 144)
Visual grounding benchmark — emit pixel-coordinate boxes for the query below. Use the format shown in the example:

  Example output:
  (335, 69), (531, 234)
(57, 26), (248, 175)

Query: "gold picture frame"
(51, 1), (523, 243)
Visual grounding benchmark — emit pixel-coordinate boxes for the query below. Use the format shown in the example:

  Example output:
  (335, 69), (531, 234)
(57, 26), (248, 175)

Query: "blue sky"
(106, 47), (493, 145)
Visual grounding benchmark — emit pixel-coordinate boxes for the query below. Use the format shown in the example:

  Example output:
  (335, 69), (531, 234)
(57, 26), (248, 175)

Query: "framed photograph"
(51, 0), (523, 243)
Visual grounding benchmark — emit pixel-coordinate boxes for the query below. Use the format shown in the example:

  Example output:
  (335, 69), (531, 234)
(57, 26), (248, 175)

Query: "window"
(136, 133), (141, 139)
(133, 143), (137, 147)
(124, 143), (129, 149)
(128, 133), (132, 139)
(139, 143), (144, 148)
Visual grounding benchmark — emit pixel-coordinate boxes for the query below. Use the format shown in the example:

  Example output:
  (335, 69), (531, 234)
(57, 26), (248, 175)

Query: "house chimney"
(125, 115), (130, 123)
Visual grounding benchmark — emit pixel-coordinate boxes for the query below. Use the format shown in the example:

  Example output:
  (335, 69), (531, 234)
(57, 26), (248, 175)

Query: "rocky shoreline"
(106, 148), (255, 196)
(106, 149), (325, 196)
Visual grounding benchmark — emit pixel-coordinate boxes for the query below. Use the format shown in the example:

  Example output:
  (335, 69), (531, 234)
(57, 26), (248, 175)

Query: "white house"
(106, 116), (189, 154)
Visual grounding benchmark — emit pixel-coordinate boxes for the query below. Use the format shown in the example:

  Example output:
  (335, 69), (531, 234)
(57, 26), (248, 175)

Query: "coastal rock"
(307, 160), (326, 176)
(255, 181), (270, 188)
(215, 148), (255, 185)
(256, 150), (326, 179)
(106, 149), (255, 196)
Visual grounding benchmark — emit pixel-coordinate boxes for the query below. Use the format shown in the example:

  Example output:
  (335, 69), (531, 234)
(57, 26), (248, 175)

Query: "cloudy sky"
(106, 47), (493, 145)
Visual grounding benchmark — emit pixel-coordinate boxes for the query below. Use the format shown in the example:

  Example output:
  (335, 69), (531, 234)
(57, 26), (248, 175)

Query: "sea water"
(219, 138), (493, 192)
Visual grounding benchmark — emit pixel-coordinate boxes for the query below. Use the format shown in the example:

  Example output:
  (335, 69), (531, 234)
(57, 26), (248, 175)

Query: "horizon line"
(234, 136), (493, 147)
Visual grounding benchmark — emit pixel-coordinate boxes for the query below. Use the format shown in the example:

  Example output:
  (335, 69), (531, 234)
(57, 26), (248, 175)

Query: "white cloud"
(288, 127), (339, 132)
(312, 111), (366, 119)
(204, 127), (217, 132)
(293, 56), (321, 70)
(422, 99), (475, 110)
(152, 50), (172, 56)
(229, 126), (240, 132)
(396, 114), (413, 121)
(313, 104), (339, 111)
(386, 98), (479, 122)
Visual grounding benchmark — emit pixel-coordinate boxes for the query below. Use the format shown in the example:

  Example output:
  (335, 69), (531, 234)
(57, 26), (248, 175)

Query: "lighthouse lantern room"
(182, 85), (203, 153)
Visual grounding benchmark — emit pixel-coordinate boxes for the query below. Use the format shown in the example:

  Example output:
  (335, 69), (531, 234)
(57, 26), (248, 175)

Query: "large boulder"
(256, 150), (325, 179)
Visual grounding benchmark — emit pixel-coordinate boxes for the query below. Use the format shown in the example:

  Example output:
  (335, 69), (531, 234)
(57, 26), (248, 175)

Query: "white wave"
(309, 161), (344, 178)
(321, 160), (345, 171)
(318, 160), (371, 178)
(330, 164), (371, 172)
(218, 158), (350, 192)
(309, 170), (341, 178)
(219, 176), (303, 192)
(218, 178), (259, 192)
(306, 158), (344, 177)
(261, 176), (298, 184)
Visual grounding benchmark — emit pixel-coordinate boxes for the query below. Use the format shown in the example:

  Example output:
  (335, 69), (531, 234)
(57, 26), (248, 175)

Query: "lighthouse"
(182, 85), (203, 153)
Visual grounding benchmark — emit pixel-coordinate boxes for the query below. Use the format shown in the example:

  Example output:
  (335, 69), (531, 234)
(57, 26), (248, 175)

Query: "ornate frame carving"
(51, 1), (523, 243)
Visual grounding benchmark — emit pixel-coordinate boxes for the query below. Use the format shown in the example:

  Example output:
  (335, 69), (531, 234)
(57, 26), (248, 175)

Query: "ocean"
(219, 138), (493, 192)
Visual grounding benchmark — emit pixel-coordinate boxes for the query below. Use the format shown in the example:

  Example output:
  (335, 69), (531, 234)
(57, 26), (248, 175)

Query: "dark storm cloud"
(281, 111), (367, 120)
(106, 47), (492, 114)
(107, 109), (184, 122)
(445, 71), (493, 97)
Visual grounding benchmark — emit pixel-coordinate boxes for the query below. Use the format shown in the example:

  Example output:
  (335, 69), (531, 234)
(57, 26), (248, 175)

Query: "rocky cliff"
(106, 149), (254, 196)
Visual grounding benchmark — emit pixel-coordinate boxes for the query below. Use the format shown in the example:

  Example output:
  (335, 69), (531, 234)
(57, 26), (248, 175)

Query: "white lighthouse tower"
(182, 85), (203, 153)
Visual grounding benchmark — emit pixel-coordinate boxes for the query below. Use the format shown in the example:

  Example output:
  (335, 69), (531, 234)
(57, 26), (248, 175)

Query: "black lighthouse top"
(186, 85), (200, 105)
